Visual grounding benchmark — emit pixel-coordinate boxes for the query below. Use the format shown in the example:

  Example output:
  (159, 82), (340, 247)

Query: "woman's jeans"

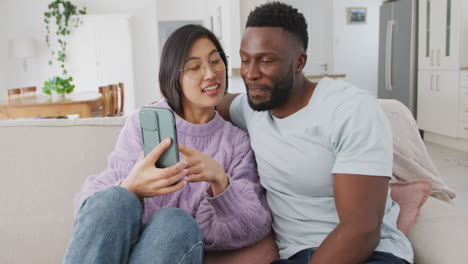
(63, 186), (203, 264)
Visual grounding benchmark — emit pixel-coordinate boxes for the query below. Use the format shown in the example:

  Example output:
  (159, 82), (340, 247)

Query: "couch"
(1, 102), (468, 264)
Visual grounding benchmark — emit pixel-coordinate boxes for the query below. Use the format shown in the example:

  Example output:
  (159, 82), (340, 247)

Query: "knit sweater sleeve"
(194, 129), (272, 251)
(73, 112), (142, 215)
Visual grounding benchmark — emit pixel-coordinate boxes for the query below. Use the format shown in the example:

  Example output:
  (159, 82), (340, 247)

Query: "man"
(217, 2), (413, 264)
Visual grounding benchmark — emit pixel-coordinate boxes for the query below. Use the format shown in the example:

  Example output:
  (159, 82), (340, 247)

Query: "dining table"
(0, 92), (102, 119)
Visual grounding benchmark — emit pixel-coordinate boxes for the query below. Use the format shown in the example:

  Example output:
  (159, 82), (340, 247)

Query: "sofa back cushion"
(0, 117), (125, 264)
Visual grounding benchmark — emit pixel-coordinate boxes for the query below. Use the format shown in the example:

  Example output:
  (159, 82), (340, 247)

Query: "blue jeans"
(63, 186), (203, 264)
(271, 248), (410, 264)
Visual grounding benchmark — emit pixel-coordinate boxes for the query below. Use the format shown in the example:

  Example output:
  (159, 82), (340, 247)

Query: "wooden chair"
(20, 86), (37, 97)
(6, 88), (22, 101)
(108, 83), (125, 116)
(98, 85), (111, 117)
(109, 84), (118, 117)
(95, 83), (124, 117)
(117, 82), (125, 116)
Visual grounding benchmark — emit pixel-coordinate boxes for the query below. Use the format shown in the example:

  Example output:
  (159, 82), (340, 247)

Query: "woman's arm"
(193, 133), (272, 251)
(73, 112), (142, 214)
(74, 111), (188, 216)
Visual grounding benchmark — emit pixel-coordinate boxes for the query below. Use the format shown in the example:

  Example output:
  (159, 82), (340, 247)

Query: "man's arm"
(216, 93), (240, 122)
(308, 174), (389, 264)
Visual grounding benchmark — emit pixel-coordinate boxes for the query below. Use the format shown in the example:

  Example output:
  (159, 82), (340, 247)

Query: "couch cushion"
(407, 196), (468, 264)
(0, 117), (125, 264)
(204, 233), (279, 264)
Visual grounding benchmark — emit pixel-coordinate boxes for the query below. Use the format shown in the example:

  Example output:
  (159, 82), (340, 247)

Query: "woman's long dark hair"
(159, 24), (228, 113)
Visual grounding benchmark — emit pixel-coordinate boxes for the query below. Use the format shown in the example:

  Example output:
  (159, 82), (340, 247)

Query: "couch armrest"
(407, 196), (468, 263)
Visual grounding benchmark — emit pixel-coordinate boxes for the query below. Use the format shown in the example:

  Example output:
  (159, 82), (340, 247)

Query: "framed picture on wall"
(347, 7), (367, 24)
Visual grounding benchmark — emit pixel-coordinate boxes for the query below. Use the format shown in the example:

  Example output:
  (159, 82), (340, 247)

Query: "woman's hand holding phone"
(121, 138), (188, 198)
(178, 144), (229, 196)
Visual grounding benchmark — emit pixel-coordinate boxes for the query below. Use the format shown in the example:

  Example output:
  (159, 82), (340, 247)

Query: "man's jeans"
(63, 186), (203, 264)
(271, 248), (410, 264)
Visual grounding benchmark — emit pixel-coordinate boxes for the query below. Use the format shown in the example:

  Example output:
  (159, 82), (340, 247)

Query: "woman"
(64, 25), (272, 264)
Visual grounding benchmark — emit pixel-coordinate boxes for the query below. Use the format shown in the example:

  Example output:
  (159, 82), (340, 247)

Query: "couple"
(64, 2), (413, 264)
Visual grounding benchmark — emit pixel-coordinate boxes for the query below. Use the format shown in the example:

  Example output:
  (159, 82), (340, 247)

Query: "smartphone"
(139, 107), (179, 168)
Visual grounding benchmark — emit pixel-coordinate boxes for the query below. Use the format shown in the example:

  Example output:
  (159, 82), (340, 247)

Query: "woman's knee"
(146, 208), (202, 242)
(80, 186), (142, 222)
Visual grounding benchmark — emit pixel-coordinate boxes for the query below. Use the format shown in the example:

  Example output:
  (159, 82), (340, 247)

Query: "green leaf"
(44, 0), (87, 78)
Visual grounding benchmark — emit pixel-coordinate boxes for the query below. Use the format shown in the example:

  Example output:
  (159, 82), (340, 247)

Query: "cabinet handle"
(436, 74), (440, 91)
(431, 50), (435, 66)
(430, 74), (434, 90)
(465, 127), (468, 131)
(437, 49), (440, 66)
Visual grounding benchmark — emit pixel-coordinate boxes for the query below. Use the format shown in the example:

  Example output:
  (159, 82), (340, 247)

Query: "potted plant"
(43, 0), (87, 96)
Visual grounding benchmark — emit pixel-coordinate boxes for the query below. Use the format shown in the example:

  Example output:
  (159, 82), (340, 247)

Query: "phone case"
(140, 107), (179, 168)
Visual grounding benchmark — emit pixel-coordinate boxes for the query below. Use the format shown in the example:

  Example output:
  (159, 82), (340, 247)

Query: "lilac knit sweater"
(74, 100), (272, 251)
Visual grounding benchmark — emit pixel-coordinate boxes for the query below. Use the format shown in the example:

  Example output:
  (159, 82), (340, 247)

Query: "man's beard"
(246, 68), (293, 111)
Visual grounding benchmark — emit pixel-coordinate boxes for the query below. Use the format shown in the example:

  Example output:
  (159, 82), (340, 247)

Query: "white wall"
(462, 0), (468, 67)
(0, 1), (7, 101)
(0, 0), (49, 101)
(1, 0), (387, 105)
(80, 0), (159, 108)
(332, 0), (383, 95)
(157, 0), (209, 22)
(156, 0), (241, 72)
(0, 0), (159, 109)
(239, 0), (267, 33)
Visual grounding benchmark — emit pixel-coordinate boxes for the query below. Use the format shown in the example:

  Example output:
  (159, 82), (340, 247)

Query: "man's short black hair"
(246, 1), (308, 52)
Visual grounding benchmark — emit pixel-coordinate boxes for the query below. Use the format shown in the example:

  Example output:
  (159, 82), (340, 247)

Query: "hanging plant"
(43, 0), (86, 95)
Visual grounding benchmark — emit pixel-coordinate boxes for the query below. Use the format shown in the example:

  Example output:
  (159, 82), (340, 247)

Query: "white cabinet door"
(417, 71), (436, 129)
(68, 15), (135, 112)
(68, 18), (100, 92)
(418, 0), (460, 70)
(438, 0), (460, 69)
(417, 70), (459, 137)
(418, 0), (441, 70)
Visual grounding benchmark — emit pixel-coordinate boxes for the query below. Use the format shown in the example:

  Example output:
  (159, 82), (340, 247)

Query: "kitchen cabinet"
(68, 15), (135, 113)
(416, 0), (468, 140)
(459, 71), (468, 139)
(417, 70), (459, 137)
(418, 0), (461, 70)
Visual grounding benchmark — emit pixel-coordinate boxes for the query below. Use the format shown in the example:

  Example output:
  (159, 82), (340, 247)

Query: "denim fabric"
(64, 186), (203, 264)
(271, 248), (410, 264)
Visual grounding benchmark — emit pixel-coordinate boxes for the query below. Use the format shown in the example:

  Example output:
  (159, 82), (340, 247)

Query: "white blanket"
(379, 99), (456, 202)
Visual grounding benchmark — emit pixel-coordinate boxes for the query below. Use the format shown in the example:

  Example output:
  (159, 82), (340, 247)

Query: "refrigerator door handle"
(385, 20), (395, 92)
(436, 74), (440, 91)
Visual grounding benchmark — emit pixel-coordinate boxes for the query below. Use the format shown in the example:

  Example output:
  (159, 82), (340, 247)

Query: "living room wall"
(0, 0), (159, 110)
(0, 1), (6, 102)
(332, 0), (383, 95)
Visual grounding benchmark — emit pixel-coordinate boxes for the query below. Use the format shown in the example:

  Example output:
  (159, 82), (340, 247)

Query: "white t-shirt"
(230, 77), (413, 263)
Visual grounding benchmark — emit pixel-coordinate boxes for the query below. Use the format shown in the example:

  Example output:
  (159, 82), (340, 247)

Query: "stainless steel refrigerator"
(378, 0), (418, 116)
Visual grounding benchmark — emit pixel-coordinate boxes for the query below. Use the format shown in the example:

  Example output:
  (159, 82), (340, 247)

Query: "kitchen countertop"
(306, 74), (346, 79)
(231, 68), (346, 80)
